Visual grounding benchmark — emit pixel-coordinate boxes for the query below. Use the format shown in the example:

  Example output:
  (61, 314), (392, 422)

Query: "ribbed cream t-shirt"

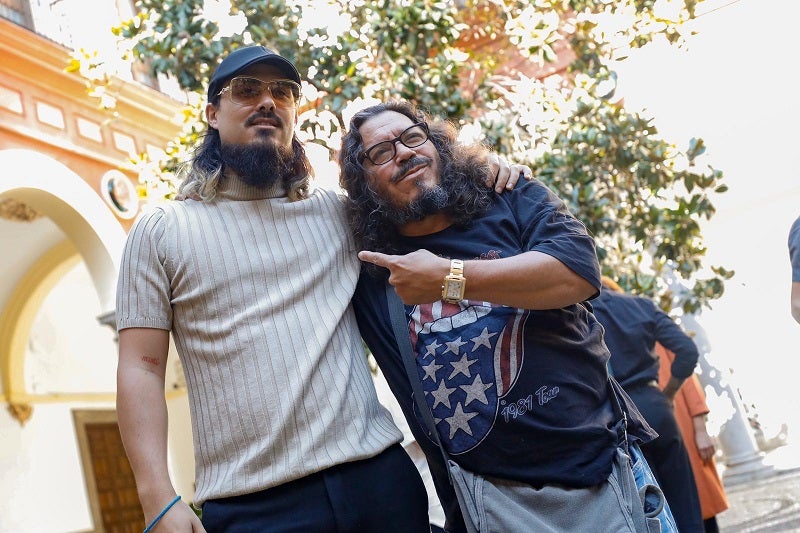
(116, 177), (402, 505)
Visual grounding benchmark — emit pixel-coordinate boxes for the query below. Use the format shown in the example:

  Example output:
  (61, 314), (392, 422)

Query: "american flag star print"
(409, 300), (530, 454)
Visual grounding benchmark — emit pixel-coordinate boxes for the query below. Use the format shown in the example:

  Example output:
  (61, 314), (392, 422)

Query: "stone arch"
(0, 149), (127, 310)
(0, 149), (127, 408)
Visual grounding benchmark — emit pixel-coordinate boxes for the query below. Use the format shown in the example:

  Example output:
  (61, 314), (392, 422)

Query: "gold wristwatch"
(441, 259), (466, 304)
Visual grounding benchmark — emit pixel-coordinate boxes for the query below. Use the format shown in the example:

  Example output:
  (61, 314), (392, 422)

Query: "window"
(0, 0), (34, 29)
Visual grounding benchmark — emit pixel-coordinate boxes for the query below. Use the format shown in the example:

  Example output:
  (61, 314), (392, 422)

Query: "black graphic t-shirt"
(353, 180), (654, 523)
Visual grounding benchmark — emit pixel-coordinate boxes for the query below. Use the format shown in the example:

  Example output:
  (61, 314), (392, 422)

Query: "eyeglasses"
(217, 77), (301, 107)
(359, 123), (430, 166)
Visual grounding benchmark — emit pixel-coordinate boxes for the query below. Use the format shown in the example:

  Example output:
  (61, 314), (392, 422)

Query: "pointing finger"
(358, 250), (392, 268)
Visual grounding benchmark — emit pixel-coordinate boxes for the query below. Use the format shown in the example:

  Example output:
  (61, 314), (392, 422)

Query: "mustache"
(391, 156), (432, 183)
(245, 110), (283, 128)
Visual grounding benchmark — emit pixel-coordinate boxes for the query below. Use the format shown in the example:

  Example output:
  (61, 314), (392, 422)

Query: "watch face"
(445, 280), (463, 300)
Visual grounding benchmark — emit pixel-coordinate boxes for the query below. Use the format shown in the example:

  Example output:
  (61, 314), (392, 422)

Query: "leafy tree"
(77, 0), (733, 313)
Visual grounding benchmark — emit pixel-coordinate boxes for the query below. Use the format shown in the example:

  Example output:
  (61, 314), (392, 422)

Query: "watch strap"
(450, 258), (464, 276)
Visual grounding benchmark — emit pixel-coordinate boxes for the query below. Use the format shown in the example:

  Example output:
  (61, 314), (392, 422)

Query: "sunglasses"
(217, 77), (301, 107)
(359, 122), (430, 166)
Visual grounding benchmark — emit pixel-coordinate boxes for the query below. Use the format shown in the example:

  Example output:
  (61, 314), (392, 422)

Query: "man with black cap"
(115, 45), (529, 532)
(115, 45), (434, 532)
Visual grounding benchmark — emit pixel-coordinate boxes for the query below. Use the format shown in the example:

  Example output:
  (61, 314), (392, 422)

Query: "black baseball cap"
(207, 45), (302, 101)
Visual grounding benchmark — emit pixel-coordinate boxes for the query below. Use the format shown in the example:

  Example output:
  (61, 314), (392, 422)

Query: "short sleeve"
(511, 180), (601, 293)
(115, 208), (173, 331)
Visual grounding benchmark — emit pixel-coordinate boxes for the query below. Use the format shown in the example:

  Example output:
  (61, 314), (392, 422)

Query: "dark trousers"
(628, 383), (704, 533)
(201, 443), (431, 532)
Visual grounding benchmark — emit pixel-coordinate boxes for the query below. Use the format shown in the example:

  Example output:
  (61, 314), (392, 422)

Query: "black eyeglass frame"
(217, 76), (302, 106)
(358, 122), (430, 166)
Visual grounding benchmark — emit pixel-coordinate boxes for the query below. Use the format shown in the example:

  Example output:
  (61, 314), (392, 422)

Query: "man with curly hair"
(339, 99), (668, 533)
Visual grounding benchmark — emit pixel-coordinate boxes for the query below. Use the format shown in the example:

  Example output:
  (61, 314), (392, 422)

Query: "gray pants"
(451, 447), (660, 533)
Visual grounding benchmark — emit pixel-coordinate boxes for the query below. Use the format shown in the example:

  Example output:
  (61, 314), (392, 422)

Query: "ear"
(206, 102), (219, 129)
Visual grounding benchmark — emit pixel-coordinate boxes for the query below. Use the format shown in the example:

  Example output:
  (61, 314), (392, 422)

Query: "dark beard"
(220, 141), (293, 189)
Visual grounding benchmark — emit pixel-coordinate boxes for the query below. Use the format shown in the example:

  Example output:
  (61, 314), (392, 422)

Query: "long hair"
(339, 100), (493, 255)
(177, 114), (313, 202)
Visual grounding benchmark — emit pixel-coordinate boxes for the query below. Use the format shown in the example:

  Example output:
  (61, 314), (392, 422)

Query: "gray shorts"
(452, 447), (661, 533)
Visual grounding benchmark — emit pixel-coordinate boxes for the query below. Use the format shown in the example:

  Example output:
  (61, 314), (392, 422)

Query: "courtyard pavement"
(716, 442), (800, 532)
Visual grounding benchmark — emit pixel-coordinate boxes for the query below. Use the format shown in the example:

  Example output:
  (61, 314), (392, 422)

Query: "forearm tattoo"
(141, 355), (160, 366)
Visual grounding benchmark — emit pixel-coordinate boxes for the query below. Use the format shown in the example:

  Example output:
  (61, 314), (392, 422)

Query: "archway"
(0, 148), (127, 409)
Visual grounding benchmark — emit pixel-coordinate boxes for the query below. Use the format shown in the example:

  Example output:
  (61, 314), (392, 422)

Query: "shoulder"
(134, 199), (201, 227)
(303, 184), (348, 211)
(509, 178), (561, 203)
(495, 179), (572, 222)
(128, 204), (168, 234)
(308, 182), (346, 200)
(129, 199), (220, 243)
(790, 216), (800, 244)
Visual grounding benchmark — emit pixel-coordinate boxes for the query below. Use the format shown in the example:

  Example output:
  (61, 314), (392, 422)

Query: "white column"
(681, 314), (774, 485)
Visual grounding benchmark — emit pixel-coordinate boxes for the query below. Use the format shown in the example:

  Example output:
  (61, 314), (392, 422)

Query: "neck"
(217, 172), (287, 200)
(399, 212), (453, 236)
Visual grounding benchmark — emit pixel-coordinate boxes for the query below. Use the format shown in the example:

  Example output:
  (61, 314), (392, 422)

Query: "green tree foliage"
(91, 0), (733, 313)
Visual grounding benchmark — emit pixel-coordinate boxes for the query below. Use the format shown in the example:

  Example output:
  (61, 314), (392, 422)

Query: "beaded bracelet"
(143, 495), (181, 533)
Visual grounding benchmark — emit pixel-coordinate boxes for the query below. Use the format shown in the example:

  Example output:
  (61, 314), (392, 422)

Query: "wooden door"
(74, 410), (143, 533)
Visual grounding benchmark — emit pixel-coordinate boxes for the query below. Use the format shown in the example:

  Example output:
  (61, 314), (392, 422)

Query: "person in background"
(592, 276), (704, 532)
(789, 215), (800, 324)
(656, 343), (729, 533)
